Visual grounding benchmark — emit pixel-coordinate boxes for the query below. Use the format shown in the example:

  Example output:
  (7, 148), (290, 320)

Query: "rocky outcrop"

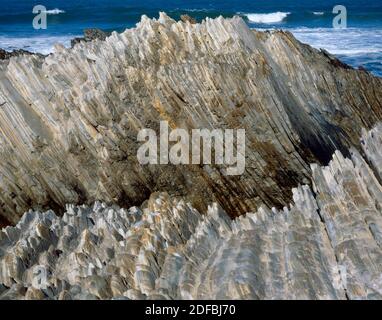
(70, 28), (112, 48)
(0, 13), (381, 224)
(0, 49), (45, 60)
(180, 14), (197, 24)
(1, 123), (382, 300)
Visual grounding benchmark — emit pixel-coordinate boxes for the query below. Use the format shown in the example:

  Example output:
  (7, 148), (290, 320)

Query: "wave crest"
(44, 8), (65, 15)
(245, 12), (290, 23)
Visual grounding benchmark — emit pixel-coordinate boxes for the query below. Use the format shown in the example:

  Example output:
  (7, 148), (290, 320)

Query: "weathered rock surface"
(0, 13), (382, 224)
(1, 124), (382, 300)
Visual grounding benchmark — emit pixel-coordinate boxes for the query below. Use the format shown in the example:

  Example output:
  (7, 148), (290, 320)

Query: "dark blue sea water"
(0, 0), (381, 76)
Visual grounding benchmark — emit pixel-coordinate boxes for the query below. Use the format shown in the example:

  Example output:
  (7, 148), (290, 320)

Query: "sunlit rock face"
(1, 13), (382, 300)
(1, 124), (382, 300)
(0, 13), (381, 223)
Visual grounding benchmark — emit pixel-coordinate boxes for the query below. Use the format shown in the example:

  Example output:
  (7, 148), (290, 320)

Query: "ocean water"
(0, 0), (381, 76)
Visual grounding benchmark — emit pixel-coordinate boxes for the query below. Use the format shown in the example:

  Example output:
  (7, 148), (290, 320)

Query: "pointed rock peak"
(158, 12), (173, 25)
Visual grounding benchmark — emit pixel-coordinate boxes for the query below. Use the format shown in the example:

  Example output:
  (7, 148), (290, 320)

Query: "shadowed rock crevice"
(0, 215), (10, 228)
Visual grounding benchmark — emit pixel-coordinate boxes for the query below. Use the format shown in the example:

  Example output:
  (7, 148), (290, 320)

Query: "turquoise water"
(0, 0), (381, 76)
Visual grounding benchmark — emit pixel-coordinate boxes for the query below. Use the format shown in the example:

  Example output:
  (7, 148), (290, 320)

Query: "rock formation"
(1, 123), (382, 300)
(0, 13), (381, 224)
(70, 28), (112, 48)
(0, 48), (45, 60)
(180, 14), (197, 24)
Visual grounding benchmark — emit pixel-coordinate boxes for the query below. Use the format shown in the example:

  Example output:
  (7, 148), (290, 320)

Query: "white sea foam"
(44, 8), (66, 15)
(291, 27), (382, 76)
(0, 35), (76, 55)
(245, 12), (290, 23)
(313, 11), (324, 15)
(325, 48), (381, 55)
(290, 27), (382, 54)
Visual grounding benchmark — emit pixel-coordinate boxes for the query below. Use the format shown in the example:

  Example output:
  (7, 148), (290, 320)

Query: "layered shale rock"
(1, 124), (382, 300)
(0, 13), (382, 224)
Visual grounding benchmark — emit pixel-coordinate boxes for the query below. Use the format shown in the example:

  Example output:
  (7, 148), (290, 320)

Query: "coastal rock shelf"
(0, 14), (382, 223)
(1, 124), (382, 300)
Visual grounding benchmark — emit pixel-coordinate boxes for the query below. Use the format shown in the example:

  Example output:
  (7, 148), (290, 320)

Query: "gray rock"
(0, 48), (45, 60)
(1, 123), (382, 299)
(71, 28), (111, 47)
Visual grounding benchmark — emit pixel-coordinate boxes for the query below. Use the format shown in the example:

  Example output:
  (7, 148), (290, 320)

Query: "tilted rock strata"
(1, 124), (382, 300)
(0, 13), (382, 223)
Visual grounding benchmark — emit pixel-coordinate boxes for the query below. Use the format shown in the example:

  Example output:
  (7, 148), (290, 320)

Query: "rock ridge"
(0, 13), (381, 223)
(1, 123), (382, 299)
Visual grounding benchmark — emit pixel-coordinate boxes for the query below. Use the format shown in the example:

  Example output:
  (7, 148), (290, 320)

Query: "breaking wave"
(245, 12), (290, 23)
(0, 35), (75, 55)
